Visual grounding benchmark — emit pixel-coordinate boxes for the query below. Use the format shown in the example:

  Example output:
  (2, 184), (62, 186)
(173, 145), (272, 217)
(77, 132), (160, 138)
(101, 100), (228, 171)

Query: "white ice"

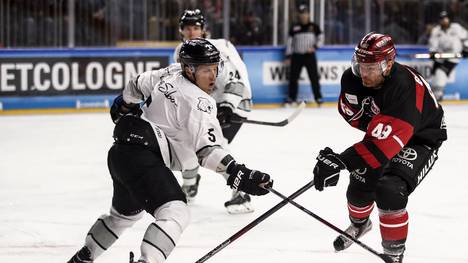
(1, 105), (467, 263)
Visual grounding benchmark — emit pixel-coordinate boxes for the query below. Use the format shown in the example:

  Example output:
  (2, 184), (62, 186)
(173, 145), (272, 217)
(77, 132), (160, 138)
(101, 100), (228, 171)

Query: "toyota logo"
(397, 147), (417, 161)
(355, 168), (367, 175)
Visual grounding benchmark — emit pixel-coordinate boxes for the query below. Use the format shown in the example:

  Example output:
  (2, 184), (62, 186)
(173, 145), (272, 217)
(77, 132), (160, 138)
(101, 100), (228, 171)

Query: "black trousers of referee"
(288, 53), (322, 102)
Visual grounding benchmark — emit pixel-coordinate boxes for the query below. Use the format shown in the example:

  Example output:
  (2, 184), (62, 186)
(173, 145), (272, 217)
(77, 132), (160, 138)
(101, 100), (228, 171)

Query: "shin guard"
(379, 209), (408, 255)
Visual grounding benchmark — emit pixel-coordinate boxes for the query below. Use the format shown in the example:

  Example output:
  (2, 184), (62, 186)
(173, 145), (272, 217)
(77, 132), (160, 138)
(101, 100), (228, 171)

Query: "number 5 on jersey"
(208, 128), (216, 142)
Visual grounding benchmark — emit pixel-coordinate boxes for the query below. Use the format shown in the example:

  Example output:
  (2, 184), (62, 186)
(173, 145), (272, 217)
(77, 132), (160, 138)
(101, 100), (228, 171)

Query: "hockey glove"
(226, 162), (272, 196)
(217, 104), (234, 128)
(110, 95), (142, 124)
(313, 147), (347, 191)
(217, 104), (246, 128)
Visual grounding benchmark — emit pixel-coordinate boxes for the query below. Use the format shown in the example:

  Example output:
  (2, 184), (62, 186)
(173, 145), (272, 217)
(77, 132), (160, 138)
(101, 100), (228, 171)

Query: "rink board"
(1, 46), (467, 111)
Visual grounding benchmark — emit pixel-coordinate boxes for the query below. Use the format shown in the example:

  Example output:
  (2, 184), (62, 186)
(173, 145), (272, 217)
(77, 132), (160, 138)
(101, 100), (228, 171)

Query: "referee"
(285, 3), (323, 106)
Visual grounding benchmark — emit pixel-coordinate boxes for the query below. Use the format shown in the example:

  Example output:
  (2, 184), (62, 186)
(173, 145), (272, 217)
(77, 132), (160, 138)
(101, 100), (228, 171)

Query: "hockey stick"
(267, 186), (394, 263)
(239, 101), (306, 127)
(194, 180), (315, 263)
(398, 52), (464, 59)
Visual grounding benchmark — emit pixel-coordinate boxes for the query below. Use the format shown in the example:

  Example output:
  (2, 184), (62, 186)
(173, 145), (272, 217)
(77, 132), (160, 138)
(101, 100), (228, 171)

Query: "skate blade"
(334, 222), (373, 252)
(225, 203), (254, 214)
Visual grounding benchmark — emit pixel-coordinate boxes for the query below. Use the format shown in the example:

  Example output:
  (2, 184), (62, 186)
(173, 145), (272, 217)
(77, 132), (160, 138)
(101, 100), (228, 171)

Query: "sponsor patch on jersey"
(397, 147), (418, 161)
(345, 93), (358, 104)
(293, 25), (301, 32)
(197, 97), (213, 114)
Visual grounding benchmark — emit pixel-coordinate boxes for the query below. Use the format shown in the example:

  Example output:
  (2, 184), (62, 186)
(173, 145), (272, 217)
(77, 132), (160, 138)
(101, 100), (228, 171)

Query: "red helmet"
(352, 32), (396, 76)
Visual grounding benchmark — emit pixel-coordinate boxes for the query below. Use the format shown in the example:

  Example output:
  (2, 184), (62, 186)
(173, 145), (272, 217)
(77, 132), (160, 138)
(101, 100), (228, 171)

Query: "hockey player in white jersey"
(428, 11), (468, 101)
(174, 9), (254, 214)
(68, 39), (272, 263)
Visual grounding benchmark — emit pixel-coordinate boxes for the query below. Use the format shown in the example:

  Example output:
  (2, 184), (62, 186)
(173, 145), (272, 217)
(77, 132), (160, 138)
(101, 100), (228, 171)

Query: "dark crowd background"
(1, 0), (467, 48)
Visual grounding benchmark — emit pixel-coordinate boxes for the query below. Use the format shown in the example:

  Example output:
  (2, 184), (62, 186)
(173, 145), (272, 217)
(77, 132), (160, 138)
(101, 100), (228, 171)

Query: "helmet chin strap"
(381, 59), (394, 79)
(182, 65), (198, 85)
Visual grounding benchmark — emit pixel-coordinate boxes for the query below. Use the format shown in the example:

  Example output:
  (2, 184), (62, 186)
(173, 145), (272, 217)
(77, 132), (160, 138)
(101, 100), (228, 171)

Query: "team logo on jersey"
(157, 82), (178, 106)
(362, 97), (380, 117)
(197, 97), (213, 114)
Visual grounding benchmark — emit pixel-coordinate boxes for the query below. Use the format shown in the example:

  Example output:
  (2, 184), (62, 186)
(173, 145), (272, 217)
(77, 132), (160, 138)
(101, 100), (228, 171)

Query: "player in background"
(68, 39), (272, 263)
(173, 9), (254, 214)
(311, 32), (447, 262)
(428, 10), (467, 101)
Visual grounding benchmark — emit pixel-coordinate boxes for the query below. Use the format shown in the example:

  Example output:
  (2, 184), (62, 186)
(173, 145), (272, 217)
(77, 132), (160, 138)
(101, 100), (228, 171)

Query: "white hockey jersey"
(429, 22), (468, 63)
(122, 63), (230, 175)
(174, 39), (252, 117)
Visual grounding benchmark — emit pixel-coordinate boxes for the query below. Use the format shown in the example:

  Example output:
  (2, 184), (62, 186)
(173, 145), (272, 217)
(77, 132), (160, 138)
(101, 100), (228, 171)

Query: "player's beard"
(362, 77), (383, 89)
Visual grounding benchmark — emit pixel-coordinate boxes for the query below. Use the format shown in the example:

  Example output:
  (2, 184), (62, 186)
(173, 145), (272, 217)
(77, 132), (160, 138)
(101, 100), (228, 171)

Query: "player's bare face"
(182, 25), (203, 40)
(359, 62), (384, 88)
(299, 13), (309, 25)
(440, 17), (450, 28)
(194, 64), (218, 94)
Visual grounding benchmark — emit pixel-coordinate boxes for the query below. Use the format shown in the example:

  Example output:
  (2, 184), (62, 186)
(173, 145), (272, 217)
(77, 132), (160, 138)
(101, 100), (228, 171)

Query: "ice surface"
(1, 105), (467, 263)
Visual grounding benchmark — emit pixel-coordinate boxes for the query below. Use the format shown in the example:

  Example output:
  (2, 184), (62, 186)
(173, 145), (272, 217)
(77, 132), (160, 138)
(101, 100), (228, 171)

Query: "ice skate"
(181, 174), (201, 202)
(384, 253), (404, 263)
(333, 219), (372, 252)
(224, 190), (254, 214)
(383, 243), (405, 263)
(68, 246), (92, 263)
(129, 251), (148, 263)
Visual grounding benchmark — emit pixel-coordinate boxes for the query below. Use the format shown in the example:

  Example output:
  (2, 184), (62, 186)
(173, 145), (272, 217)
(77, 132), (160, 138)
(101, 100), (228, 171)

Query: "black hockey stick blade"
(194, 180), (314, 263)
(241, 101), (306, 127)
(267, 186), (391, 262)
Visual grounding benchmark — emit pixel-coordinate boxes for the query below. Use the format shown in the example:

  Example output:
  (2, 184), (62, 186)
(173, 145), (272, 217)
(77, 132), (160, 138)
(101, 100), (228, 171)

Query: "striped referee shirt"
(285, 22), (323, 56)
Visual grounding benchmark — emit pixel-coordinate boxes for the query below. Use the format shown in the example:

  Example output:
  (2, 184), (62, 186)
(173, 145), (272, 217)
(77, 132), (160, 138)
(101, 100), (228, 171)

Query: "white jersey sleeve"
(122, 65), (177, 104)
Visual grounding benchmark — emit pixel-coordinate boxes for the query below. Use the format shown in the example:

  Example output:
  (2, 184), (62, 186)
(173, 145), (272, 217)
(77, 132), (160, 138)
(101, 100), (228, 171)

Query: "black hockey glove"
(313, 147), (347, 191)
(110, 95), (142, 124)
(226, 162), (272, 196)
(217, 104), (246, 128)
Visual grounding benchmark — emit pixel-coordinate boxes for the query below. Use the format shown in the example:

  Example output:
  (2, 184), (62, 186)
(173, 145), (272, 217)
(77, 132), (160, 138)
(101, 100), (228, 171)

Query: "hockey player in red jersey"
(312, 32), (447, 262)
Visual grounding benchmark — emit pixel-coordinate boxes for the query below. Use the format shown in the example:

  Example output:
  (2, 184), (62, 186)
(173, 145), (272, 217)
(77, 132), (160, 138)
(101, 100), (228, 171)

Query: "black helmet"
(179, 9), (205, 30)
(439, 11), (449, 19)
(179, 38), (220, 66)
(298, 3), (309, 13)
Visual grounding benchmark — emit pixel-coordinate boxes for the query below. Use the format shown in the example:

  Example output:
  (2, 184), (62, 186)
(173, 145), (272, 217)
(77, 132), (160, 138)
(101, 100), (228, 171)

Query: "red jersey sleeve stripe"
(353, 142), (381, 169)
(415, 82), (425, 113)
(405, 65), (426, 113)
(365, 114), (414, 160)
